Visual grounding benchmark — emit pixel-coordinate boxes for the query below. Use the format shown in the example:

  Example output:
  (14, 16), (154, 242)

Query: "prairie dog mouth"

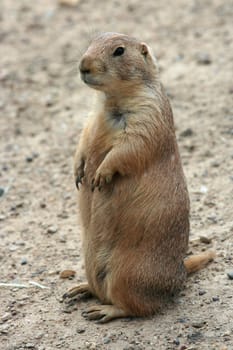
(81, 73), (103, 87)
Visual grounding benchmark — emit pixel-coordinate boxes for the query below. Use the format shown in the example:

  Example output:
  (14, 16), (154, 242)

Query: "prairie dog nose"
(79, 57), (92, 74)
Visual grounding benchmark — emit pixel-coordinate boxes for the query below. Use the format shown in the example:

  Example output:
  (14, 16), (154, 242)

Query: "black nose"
(80, 67), (90, 74)
(79, 58), (91, 75)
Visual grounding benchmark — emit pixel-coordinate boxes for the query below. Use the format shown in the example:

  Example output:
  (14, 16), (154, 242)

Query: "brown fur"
(64, 32), (214, 322)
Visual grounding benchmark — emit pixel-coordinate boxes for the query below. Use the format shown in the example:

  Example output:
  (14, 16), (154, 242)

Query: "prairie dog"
(63, 32), (215, 322)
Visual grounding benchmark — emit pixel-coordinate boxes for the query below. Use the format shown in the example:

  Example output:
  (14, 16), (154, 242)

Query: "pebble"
(103, 336), (111, 344)
(76, 327), (86, 334)
(173, 338), (180, 345)
(0, 324), (9, 334)
(227, 271), (233, 280)
(211, 161), (220, 168)
(180, 128), (193, 138)
(0, 187), (5, 197)
(26, 156), (34, 163)
(1, 312), (11, 323)
(212, 296), (219, 302)
(43, 94), (55, 107)
(200, 236), (212, 244)
(187, 331), (203, 342)
(59, 270), (76, 279)
(196, 53), (212, 65)
(207, 215), (218, 224)
(177, 317), (188, 323)
(11, 309), (17, 316)
(21, 258), (28, 265)
(200, 185), (208, 194)
(191, 320), (206, 328)
(84, 341), (97, 349)
(198, 290), (206, 296)
(47, 226), (58, 234)
(59, 235), (67, 243)
(35, 332), (45, 339)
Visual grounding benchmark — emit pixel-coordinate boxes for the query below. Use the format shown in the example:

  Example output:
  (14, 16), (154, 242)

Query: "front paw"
(75, 169), (85, 189)
(74, 159), (85, 190)
(91, 168), (113, 191)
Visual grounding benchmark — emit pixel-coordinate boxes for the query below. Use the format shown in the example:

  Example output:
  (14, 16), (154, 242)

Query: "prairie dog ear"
(140, 42), (158, 66)
(140, 42), (149, 56)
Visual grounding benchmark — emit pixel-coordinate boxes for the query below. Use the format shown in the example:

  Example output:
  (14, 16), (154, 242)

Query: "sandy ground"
(0, 0), (233, 349)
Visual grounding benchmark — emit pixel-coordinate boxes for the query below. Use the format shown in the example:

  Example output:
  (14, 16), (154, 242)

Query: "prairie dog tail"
(184, 250), (216, 274)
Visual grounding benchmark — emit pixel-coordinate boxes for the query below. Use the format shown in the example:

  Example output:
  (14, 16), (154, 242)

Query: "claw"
(75, 175), (84, 190)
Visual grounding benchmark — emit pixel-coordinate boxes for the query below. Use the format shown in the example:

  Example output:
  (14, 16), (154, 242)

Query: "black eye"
(113, 47), (125, 57)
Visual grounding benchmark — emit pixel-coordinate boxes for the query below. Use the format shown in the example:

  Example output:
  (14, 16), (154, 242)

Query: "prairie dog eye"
(113, 47), (125, 57)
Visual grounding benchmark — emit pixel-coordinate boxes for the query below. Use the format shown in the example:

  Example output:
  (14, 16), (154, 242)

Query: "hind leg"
(82, 304), (129, 323)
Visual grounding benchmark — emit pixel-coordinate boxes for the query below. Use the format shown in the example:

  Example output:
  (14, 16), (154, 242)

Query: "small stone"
(212, 296), (219, 302)
(173, 338), (180, 345)
(26, 156), (33, 163)
(44, 94), (54, 107)
(211, 161), (220, 168)
(103, 336), (111, 344)
(76, 327), (86, 334)
(84, 341), (97, 349)
(227, 271), (233, 280)
(200, 185), (208, 194)
(180, 128), (193, 138)
(191, 320), (206, 328)
(47, 226), (58, 234)
(40, 202), (46, 209)
(60, 270), (76, 279)
(21, 258), (28, 265)
(25, 343), (35, 349)
(11, 309), (17, 316)
(35, 332), (45, 339)
(207, 215), (218, 224)
(59, 235), (67, 243)
(0, 324), (9, 334)
(198, 290), (206, 296)
(47, 270), (59, 276)
(200, 236), (212, 244)
(177, 317), (188, 323)
(223, 331), (231, 337)
(187, 331), (203, 342)
(1, 312), (11, 323)
(196, 53), (212, 65)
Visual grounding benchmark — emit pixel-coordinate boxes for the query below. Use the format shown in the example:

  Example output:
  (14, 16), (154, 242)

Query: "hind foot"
(82, 304), (129, 323)
(62, 283), (92, 305)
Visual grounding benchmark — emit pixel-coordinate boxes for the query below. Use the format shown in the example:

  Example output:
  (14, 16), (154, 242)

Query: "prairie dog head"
(79, 32), (158, 94)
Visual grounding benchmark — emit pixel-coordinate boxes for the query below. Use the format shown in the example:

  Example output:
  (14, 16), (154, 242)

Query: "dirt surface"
(0, 0), (233, 349)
